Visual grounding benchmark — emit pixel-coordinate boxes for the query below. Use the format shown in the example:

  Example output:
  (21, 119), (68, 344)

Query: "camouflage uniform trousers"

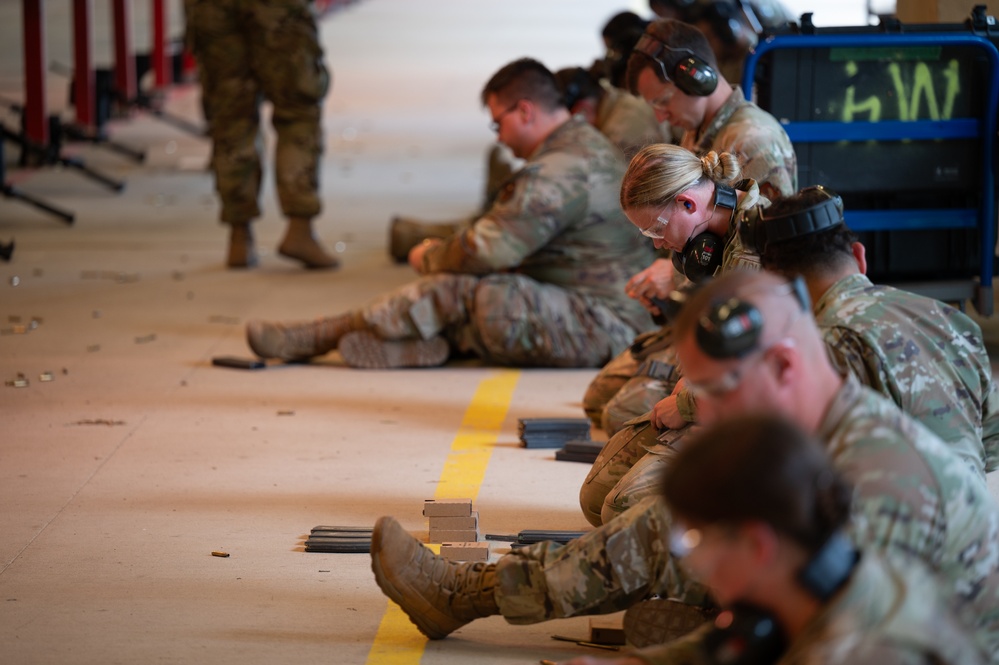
(582, 329), (679, 433)
(184, 0), (329, 224)
(361, 273), (639, 367)
(493, 495), (709, 623)
(579, 416), (683, 526)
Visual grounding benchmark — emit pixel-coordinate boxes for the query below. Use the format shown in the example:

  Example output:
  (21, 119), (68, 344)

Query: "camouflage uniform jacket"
(634, 376), (999, 664)
(780, 552), (988, 665)
(637, 552), (987, 665)
(819, 375), (999, 659)
(680, 85), (797, 198)
(816, 273), (999, 478)
(422, 116), (654, 332)
(596, 81), (663, 161)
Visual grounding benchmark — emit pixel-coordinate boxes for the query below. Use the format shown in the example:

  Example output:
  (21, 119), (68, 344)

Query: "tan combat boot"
(227, 222), (258, 269)
(278, 217), (339, 269)
(388, 216), (461, 263)
(338, 331), (449, 369)
(245, 313), (363, 361)
(370, 516), (499, 639)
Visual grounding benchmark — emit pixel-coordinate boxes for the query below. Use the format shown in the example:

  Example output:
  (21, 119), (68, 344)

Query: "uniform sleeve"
(823, 328), (903, 409)
(714, 114), (796, 199)
(981, 381), (999, 473)
(829, 418), (946, 565)
(422, 162), (586, 274)
(675, 386), (697, 423)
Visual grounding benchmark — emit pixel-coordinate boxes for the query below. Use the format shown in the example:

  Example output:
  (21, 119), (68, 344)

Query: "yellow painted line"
(365, 369), (521, 664)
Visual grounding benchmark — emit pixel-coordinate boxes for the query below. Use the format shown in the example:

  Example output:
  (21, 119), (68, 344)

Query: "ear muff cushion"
(696, 299), (764, 359)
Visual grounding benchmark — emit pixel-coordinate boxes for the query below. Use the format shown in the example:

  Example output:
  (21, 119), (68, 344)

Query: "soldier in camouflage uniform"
(368, 270), (999, 662)
(581, 18), (796, 434)
(593, 415), (988, 665)
(554, 66), (664, 162)
(245, 59), (654, 369)
(184, 0), (337, 270)
(756, 187), (999, 480)
(579, 144), (766, 526)
(583, 188), (999, 525)
(583, 143), (765, 438)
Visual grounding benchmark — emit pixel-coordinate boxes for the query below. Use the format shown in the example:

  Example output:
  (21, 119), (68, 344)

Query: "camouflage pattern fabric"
(637, 552), (989, 665)
(494, 495), (707, 623)
(184, 0), (328, 224)
(586, 274), (999, 524)
(817, 273), (999, 478)
(596, 82), (665, 161)
(495, 377), (999, 662)
(362, 118), (655, 367)
(579, 415), (683, 526)
(582, 88), (795, 426)
(680, 86), (797, 200)
(583, 182), (766, 434)
(361, 272), (640, 367)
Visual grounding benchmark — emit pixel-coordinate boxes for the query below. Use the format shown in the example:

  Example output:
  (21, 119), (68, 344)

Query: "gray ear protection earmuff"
(634, 33), (719, 97)
(695, 274), (810, 359)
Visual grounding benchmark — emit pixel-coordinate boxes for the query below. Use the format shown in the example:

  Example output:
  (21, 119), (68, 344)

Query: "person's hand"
(651, 379), (688, 430)
(408, 238), (442, 273)
(625, 259), (675, 315)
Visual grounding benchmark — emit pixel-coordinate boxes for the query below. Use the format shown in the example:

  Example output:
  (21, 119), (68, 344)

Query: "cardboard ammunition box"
(440, 541), (489, 561)
(428, 528), (478, 543)
(423, 498), (472, 517)
(428, 512), (478, 530)
(589, 616), (626, 645)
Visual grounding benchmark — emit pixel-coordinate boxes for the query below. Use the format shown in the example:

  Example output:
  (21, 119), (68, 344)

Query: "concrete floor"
(2, 1), (997, 664)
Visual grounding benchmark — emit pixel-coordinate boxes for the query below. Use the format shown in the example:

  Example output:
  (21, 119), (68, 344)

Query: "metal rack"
(743, 30), (999, 315)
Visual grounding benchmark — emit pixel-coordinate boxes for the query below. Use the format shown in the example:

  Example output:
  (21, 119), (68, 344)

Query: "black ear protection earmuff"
(634, 33), (719, 97)
(690, 1), (750, 48)
(700, 530), (857, 665)
(796, 531), (858, 601)
(671, 183), (738, 282)
(739, 186), (844, 255)
(695, 274), (810, 359)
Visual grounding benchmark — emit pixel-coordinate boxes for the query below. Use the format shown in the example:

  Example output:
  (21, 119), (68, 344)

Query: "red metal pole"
(151, 0), (170, 87)
(73, 0), (95, 130)
(111, 0), (136, 103)
(21, 0), (48, 145)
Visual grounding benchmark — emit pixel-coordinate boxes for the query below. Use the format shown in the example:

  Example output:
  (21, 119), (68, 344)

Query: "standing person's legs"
(248, 0), (336, 268)
(185, 0), (263, 268)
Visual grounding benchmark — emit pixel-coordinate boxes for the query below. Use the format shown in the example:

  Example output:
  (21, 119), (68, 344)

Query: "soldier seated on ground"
(580, 17), (797, 435)
(245, 58), (655, 370)
(554, 66), (665, 161)
(582, 142), (766, 436)
(581, 186), (999, 528)
(559, 415), (987, 665)
(366, 270), (999, 660)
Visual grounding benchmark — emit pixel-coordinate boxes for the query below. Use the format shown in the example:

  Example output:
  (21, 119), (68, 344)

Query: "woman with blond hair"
(583, 142), (766, 439)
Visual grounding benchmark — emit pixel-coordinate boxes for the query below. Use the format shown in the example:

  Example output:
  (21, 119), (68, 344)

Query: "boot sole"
(339, 331), (449, 369)
(369, 516), (464, 640)
(622, 597), (715, 648)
